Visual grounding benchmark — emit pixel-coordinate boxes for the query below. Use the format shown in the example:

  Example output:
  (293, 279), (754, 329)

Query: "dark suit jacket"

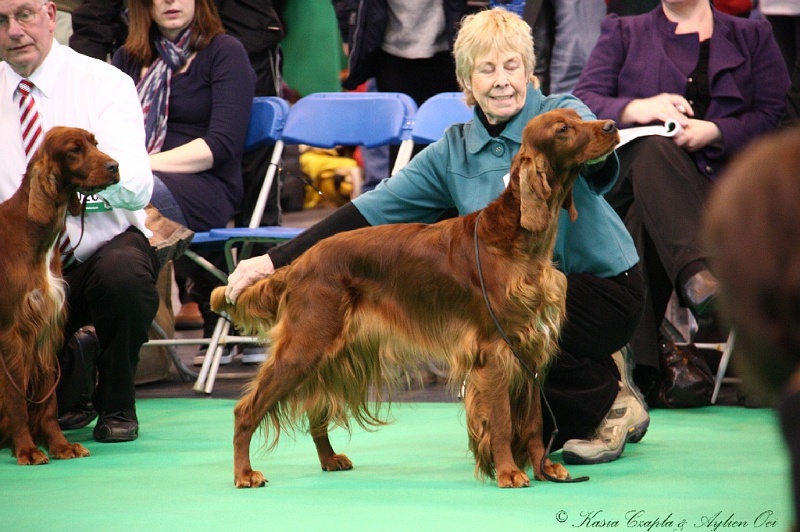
(574, 6), (789, 180)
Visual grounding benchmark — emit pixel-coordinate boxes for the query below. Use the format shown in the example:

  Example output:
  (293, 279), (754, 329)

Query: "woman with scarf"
(112, 0), (256, 356)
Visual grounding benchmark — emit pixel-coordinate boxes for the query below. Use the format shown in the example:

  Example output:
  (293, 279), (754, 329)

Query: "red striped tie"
(18, 79), (43, 159)
(19, 80), (77, 270)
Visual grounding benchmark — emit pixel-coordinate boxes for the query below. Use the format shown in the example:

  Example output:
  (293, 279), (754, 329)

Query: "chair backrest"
(411, 92), (473, 144)
(281, 92), (417, 148)
(243, 96), (291, 152)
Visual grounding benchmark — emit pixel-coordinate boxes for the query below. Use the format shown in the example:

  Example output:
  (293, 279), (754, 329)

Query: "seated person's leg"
(62, 227), (159, 442)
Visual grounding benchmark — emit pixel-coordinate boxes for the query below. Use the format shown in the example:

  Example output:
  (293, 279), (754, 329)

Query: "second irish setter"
(212, 109), (620, 488)
(0, 127), (120, 465)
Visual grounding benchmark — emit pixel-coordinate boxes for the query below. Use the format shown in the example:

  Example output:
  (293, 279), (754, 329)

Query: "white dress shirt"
(0, 41), (153, 262)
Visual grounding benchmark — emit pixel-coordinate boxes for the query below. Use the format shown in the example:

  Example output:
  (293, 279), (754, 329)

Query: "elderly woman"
(573, 0), (789, 397)
(226, 8), (645, 465)
(112, 0), (256, 358)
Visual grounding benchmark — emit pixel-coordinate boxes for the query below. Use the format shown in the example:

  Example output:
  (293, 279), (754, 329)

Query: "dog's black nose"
(603, 120), (617, 133)
(106, 161), (119, 174)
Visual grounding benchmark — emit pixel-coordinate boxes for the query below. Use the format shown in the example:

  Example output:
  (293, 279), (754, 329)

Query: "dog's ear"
(27, 152), (61, 225)
(518, 151), (553, 233)
(68, 192), (83, 216)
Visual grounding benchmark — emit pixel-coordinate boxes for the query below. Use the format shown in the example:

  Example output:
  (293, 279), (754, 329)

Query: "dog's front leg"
(309, 413), (352, 472)
(39, 393), (90, 460)
(481, 353), (531, 488)
(523, 382), (569, 481)
(3, 386), (48, 465)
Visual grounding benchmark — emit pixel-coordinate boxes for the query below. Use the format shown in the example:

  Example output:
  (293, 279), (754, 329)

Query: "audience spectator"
(225, 8), (649, 466)
(521, 0), (606, 95)
(68, 0), (127, 60)
(0, 0), (158, 442)
(761, 0), (800, 125)
(111, 0), (255, 365)
(573, 0), (789, 395)
(341, 0), (467, 178)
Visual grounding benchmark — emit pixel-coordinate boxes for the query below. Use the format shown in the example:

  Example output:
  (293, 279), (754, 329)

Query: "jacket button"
(493, 144), (504, 156)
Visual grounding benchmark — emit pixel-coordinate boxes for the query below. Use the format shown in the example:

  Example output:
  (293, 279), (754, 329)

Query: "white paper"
(617, 120), (684, 148)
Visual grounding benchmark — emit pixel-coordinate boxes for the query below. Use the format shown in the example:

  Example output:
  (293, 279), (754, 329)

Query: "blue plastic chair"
(392, 92), (473, 171)
(411, 92), (473, 145)
(144, 96), (297, 392)
(282, 91), (417, 192)
(189, 92), (418, 393)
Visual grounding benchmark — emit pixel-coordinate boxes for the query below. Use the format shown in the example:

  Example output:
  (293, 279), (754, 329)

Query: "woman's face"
(468, 49), (528, 125)
(150, 0), (195, 40)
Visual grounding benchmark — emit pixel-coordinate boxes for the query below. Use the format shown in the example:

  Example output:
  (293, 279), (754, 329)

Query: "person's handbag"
(652, 333), (715, 408)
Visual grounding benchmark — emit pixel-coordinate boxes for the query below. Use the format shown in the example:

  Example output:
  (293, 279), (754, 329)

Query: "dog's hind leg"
(232, 326), (336, 488)
(309, 413), (353, 472)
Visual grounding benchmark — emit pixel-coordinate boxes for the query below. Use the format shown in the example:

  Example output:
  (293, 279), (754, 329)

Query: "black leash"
(473, 211), (589, 483)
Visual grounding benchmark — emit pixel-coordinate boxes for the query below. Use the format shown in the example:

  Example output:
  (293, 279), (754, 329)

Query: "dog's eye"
(558, 125), (570, 134)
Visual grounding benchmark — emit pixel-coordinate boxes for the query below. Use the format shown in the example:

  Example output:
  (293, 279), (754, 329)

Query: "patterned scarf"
(137, 28), (192, 154)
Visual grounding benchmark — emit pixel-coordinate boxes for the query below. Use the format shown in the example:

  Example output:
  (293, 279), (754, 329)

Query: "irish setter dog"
(0, 127), (120, 465)
(211, 108), (620, 488)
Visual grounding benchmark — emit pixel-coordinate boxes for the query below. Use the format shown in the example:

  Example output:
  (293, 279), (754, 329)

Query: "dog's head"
(512, 108), (619, 233)
(27, 126), (120, 224)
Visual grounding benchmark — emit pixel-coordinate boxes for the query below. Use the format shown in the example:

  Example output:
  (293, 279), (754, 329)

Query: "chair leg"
(193, 315), (230, 394)
(710, 330), (736, 404)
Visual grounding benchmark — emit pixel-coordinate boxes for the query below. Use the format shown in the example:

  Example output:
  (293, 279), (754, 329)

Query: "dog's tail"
(210, 267), (289, 339)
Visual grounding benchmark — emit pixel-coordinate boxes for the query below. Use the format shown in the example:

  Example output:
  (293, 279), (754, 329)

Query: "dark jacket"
(341, 0), (466, 90)
(573, 6), (789, 180)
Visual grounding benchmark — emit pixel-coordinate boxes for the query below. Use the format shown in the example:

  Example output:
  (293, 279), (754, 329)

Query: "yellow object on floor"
(299, 147), (361, 208)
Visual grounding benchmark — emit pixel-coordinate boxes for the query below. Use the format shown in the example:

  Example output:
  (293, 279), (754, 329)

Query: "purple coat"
(573, 7), (789, 180)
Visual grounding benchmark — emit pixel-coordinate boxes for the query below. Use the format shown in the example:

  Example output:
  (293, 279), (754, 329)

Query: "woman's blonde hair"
(453, 8), (537, 107)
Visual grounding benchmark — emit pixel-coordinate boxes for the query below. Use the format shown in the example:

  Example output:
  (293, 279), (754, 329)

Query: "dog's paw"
(16, 448), (49, 465)
(51, 443), (90, 460)
(496, 468), (531, 488)
(540, 459), (570, 481)
(235, 469), (268, 488)
(321, 453), (353, 471)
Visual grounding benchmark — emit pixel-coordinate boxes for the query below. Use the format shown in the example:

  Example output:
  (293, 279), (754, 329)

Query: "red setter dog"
(0, 127), (120, 465)
(211, 108), (620, 488)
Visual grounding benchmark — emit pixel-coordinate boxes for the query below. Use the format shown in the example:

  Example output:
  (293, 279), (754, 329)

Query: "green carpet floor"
(0, 399), (792, 531)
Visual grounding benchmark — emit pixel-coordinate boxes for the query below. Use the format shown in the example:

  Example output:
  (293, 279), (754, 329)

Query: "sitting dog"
(211, 109), (620, 488)
(0, 127), (120, 465)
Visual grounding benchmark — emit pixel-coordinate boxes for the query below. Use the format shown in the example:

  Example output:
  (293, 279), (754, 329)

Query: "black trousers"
(604, 137), (712, 385)
(57, 227), (160, 416)
(543, 266), (644, 449)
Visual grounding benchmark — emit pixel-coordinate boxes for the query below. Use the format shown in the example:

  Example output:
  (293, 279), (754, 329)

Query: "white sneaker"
(192, 345), (233, 367)
(241, 346), (267, 365)
(561, 348), (650, 465)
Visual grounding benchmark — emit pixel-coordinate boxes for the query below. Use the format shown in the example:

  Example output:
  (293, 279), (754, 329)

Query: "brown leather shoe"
(175, 301), (203, 330)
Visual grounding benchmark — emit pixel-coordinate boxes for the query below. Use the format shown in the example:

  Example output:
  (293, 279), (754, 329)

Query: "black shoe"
(58, 400), (98, 430)
(681, 270), (719, 318)
(93, 410), (139, 443)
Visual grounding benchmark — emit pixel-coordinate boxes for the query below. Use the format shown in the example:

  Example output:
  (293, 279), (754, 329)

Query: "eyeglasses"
(0, 3), (47, 31)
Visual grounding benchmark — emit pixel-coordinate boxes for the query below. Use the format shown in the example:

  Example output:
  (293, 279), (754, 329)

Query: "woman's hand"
(225, 254), (276, 303)
(673, 119), (723, 152)
(620, 93), (693, 127)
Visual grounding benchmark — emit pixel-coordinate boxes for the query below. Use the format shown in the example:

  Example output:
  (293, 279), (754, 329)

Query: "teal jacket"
(353, 84), (638, 278)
